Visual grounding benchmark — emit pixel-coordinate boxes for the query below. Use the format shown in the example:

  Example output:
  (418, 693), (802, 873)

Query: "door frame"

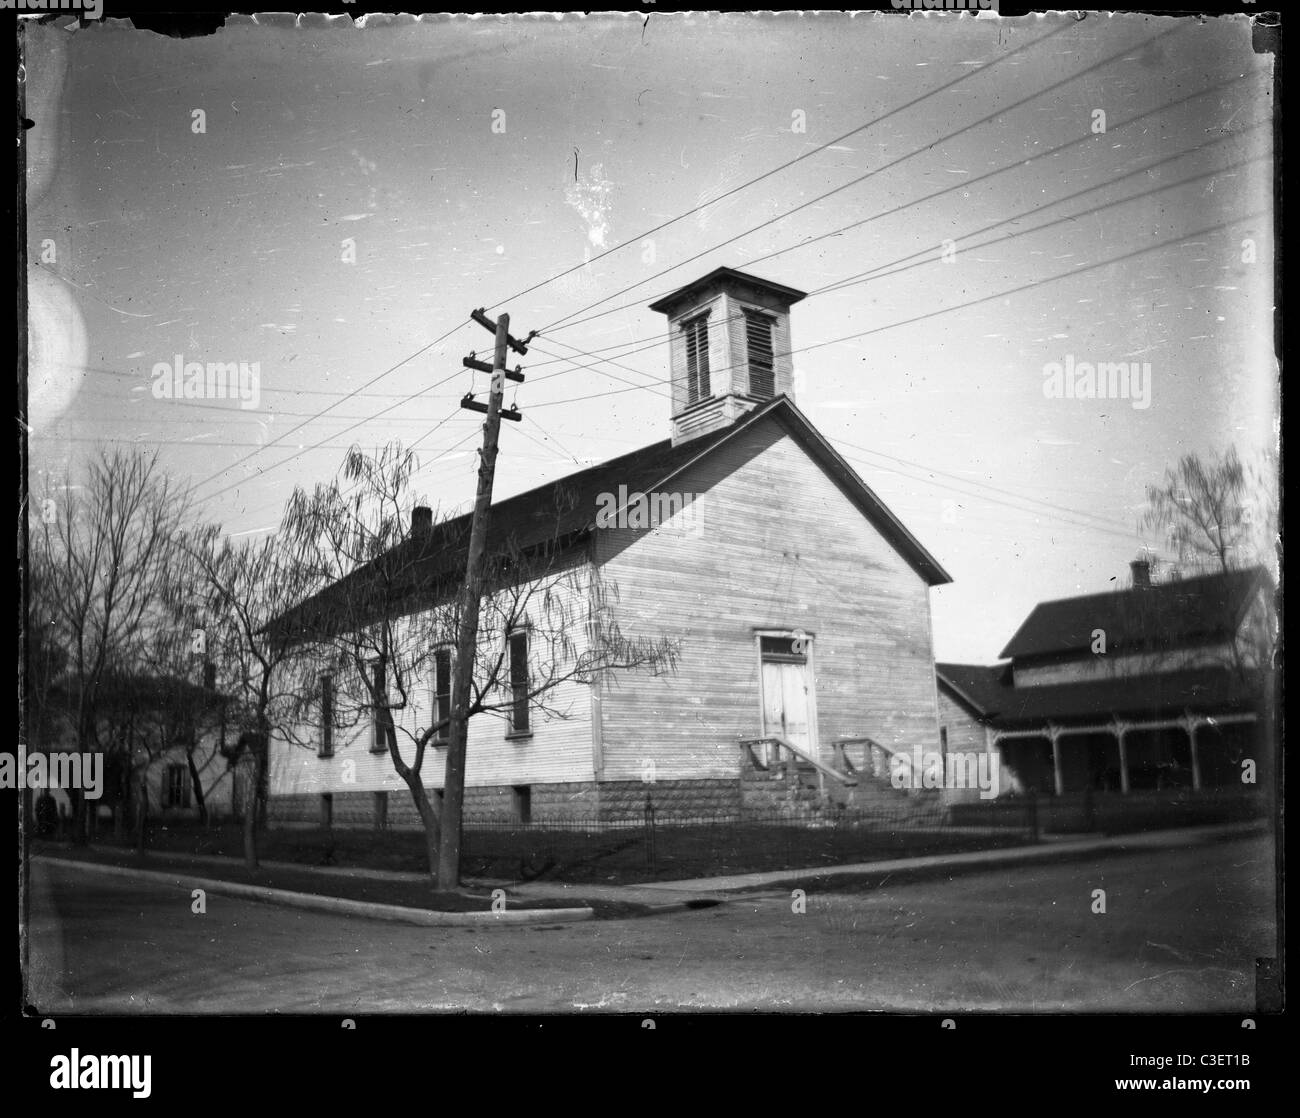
(753, 628), (820, 767)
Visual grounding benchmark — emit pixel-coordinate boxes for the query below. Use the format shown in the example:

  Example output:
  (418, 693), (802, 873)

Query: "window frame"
(164, 762), (191, 810)
(370, 656), (389, 754)
(505, 626), (532, 739)
(319, 671), (335, 758)
(431, 645), (453, 746)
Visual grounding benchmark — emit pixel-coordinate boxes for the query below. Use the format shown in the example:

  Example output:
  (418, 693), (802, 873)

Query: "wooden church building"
(265, 267), (953, 825)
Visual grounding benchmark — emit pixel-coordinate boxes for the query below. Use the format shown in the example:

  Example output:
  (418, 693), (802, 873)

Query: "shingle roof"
(936, 661), (1262, 728)
(646, 266), (808, 315)
(997, 567), (1267, 661)
(267, 397), (951, 643)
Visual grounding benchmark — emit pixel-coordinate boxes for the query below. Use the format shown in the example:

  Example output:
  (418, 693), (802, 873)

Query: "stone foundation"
(596, 779), (741, 821)
(266, 778), (746, 827)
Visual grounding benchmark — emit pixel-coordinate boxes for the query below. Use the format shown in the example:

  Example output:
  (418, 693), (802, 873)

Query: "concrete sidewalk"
(474, 820), (1267, 903)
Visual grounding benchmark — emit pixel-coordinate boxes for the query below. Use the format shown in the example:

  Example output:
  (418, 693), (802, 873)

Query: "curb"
(37, 857), (595, 927)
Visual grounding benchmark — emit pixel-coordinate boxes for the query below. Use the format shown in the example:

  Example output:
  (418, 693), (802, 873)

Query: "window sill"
(318, 750), (334, 760)
(504, 731), (534, 742)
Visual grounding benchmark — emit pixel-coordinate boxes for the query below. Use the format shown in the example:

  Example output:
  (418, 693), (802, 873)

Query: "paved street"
(26, 833), (1275, 1013)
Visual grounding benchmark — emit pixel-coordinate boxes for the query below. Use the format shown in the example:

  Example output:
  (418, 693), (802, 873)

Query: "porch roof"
(936, 662), (1262, 730)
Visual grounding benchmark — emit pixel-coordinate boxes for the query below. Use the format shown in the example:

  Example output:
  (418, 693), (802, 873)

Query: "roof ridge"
(1025, 564), (1262, 611)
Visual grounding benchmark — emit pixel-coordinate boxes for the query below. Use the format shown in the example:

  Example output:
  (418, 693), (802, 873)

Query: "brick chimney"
(1130, 558), (1151, 588)
(411, 505), (433, 539)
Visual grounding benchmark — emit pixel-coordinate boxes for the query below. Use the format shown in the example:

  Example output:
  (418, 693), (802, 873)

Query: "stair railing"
(740, 735), (855, 793)
(833, 736), (906, 784)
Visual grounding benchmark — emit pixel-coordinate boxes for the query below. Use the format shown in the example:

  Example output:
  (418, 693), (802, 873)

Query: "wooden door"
(761, 658), (812, 754)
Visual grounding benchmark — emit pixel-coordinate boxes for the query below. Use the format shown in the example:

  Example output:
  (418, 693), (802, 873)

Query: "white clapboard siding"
(267, 550), (595, 797)
(938, 686), (990, 756)
(592, 415), (942, 781)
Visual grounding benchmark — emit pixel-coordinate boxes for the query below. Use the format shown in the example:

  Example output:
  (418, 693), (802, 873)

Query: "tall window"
(432, 647), (453, 745)
(682, 314), (711, 404)
(319, 673), (335, 758)
(744, 310), (776, 399)
(507, 628), (531, 737)
(370, 658), (388, 753)
(163, 763), (191, 810)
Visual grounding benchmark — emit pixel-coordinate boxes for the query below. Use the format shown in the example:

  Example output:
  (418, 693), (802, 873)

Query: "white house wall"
(267, 549), (596, 800)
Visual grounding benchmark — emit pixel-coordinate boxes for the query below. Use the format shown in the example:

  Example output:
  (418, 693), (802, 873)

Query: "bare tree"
(278, 442), (679, 889)
(29, 450), (191, 845)
(1141, 446), (1278, 677)
(181, 521), (322, 869)
(22, 559), (68, 834)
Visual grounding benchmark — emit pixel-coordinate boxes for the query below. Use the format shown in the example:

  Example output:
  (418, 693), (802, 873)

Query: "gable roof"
(997, 567), (1268, 661)
(936, 661), (1263, 728)
(268, 396), (950, 643)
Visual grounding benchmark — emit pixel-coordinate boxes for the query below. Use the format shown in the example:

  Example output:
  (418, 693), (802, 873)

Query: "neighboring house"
(264, 267), (954, 825)
(34, 671), (236, 830)
(936, 561), (1274, 802)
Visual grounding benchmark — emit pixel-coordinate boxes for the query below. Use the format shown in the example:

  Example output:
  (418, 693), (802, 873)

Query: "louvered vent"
(683, 314), (711, 404)
(745, 310), (776, 399)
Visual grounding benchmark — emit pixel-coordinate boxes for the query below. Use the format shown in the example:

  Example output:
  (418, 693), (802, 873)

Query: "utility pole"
(439, 309), (532, 890)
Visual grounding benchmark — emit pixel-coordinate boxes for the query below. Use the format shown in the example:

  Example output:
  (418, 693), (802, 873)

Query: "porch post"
(1049, 723), (1064, 798)
(1114, 720), (1130, 795)
(1186, 713), (1202, 792)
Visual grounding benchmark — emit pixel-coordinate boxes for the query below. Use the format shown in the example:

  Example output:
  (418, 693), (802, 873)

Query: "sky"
(25, 11), (1276, 664)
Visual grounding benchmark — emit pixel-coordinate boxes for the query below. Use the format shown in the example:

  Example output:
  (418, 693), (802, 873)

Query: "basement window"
(513, 785), (532, 824)
(682, 313), (711, 404)
(744, 310), (776, 399)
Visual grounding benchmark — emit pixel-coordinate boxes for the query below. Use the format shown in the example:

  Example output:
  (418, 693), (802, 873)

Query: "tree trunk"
(70, 788), (87, 847)
(242, 753), (260, 870)
(401, 771), (441, 880)
(135, 776), (148, 854)
(187, 751), (208, 826)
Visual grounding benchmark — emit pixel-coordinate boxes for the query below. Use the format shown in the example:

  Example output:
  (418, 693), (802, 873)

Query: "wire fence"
(455, 787), (1267, 882)
(457, 792), (1039, 882)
